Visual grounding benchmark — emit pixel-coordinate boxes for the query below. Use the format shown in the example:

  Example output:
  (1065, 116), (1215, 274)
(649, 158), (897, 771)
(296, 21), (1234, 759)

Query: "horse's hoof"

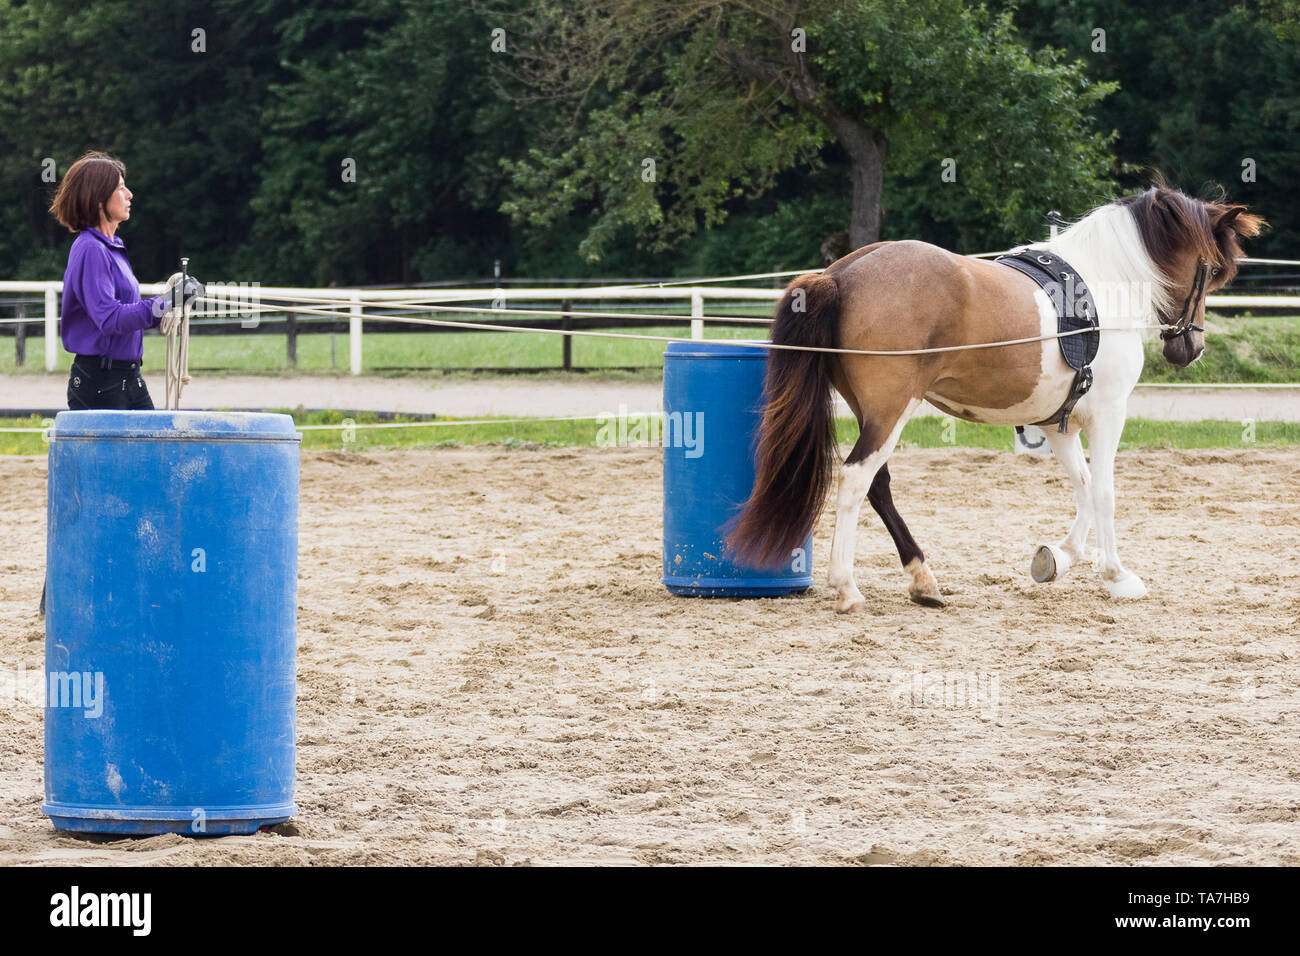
(1106, 573), (1147, 600)
(903, 559), (943, 608)
(1031, 545), (1066, 583)
(835, 598), (866, 614)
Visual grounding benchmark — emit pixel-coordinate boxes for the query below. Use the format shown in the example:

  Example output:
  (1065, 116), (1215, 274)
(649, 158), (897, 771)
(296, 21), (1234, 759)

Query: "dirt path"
(3, 373), (1300, 421)
(2, 445), (1298, 865)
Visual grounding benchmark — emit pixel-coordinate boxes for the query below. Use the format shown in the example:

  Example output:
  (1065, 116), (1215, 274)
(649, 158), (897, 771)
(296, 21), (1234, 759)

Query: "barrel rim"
(51, 434), (302, 444)
(51, 409), (300, 441)
(42, 801), (297, 820)
(663, 340), (770, 359)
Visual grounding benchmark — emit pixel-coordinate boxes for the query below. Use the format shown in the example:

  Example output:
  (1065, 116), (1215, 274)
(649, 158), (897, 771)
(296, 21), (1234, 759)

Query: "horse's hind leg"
(827, 400), (918, 613)
(868, 464), (944, 607)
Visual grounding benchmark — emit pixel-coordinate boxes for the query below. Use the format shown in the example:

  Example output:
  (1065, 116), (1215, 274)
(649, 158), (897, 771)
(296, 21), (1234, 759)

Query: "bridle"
(1159, 258), (1213, 340)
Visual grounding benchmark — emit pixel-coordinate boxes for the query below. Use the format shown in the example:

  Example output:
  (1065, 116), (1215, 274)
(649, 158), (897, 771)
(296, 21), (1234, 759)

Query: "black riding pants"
(67, 357), (155, 410)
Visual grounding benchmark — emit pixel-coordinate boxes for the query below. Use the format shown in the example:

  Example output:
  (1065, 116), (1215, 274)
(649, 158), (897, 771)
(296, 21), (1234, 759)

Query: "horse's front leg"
(1031, 427), (1095, 583)
(1082, 406), (1147, 599)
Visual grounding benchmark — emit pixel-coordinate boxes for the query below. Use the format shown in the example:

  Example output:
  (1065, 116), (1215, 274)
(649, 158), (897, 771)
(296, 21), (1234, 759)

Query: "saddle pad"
(994, 248), (1099, 371)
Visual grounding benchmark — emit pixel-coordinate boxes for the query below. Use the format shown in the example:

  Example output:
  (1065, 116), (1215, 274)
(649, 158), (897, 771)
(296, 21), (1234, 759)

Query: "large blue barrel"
(662, 341), (813, 596)
(43, 410), (300, 835)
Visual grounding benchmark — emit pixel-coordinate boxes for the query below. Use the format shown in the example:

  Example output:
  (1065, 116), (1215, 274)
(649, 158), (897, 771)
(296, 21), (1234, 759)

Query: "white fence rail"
(2, 276), (1299, 374)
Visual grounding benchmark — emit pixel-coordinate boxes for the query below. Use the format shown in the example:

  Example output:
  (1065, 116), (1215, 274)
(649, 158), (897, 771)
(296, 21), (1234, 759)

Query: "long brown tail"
(726, 272), (841, 569)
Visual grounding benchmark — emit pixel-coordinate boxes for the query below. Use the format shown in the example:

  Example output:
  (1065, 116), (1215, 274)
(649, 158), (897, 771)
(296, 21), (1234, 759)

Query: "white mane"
(1035, 202), (1173, 328)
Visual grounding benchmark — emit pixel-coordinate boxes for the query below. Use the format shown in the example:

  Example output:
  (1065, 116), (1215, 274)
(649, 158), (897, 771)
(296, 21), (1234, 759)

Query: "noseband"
(1160, 259), (1212, 340)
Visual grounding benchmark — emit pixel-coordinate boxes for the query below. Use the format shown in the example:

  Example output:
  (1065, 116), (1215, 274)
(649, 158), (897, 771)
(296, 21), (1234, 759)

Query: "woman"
(47, 151), (198, 409)
(40, 152), (198, 616)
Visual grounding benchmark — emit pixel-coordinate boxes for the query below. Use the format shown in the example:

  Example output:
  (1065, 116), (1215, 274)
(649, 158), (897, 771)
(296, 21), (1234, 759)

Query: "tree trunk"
(830, 115), (888, 248)
(713, 29), (889, 248)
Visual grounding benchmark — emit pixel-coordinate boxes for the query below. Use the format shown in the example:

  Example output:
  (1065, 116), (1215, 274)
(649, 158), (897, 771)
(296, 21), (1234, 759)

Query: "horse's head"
(1118, 184), (1264, 366)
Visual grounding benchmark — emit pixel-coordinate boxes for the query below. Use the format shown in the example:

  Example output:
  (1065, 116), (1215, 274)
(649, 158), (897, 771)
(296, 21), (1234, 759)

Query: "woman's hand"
(157, 272), (206, 335)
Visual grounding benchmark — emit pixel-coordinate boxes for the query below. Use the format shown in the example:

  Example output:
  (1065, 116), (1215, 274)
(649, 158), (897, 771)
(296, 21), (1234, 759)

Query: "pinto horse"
(727, 184), (1263, 611)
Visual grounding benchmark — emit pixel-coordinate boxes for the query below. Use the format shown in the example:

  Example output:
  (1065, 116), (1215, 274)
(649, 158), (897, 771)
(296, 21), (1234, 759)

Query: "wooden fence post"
(286, 312), (298, 369)
(45, 286), (58, 371)
(561, 298), (572, 371)
(350, 292), (362, 375)
(15, 300), (27, 367)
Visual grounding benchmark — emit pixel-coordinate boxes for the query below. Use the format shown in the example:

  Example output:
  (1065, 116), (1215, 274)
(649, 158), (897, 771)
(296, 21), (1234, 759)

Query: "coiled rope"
(158, 262), (192, 409)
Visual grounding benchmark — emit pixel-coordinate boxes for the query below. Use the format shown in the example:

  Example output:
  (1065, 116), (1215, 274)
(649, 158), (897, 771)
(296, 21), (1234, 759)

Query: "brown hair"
(1117, 174), (1266, 285)
(1116, 184), (1222, 278)
(725, 271), (842, 569)
(1204, 194), (1265, 287)
(48, 151), (126, 233)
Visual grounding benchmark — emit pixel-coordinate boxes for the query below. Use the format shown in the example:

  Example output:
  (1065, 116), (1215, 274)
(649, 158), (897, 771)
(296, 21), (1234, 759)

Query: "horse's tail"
(726, 272), (842, 569)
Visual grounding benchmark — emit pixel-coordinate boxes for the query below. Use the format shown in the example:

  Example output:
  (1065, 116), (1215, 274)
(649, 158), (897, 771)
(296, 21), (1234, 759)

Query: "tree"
(1255, 0), (1300, 41)
(238, 0), (526, 284)
(487, 0), (1119, 261)
(1012, 0), (1300, 254)
(0, 0), (276, 280)
(0, 0), (523, 286)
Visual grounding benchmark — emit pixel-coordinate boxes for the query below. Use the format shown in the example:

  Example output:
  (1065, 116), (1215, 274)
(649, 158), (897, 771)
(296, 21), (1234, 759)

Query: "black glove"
(157, 273), (206, 331)
(161, 273), (205, 312)
(180, 275), (205, 310)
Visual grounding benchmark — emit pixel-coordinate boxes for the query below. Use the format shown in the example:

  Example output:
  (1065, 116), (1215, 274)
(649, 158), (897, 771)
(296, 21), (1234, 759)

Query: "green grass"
(3, 411), (1297, 456)
(877, 415), (1300, 452)
(3, 309), (1297, 380)
(1140, 313), (1300, 384)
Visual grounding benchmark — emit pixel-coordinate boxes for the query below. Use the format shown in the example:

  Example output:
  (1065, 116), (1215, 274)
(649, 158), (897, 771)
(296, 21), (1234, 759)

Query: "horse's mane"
(1114, 185), (1222, 280)
(1042, 197), (1172, 323)
(1041, 178), (1264, 325)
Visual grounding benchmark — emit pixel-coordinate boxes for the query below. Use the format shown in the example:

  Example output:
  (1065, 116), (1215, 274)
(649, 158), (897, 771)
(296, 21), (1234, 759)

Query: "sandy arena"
(2, 444), (1298, 865)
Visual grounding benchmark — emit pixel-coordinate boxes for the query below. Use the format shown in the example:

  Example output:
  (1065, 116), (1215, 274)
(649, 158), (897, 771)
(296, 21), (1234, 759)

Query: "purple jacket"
(61, 228), (164, 361)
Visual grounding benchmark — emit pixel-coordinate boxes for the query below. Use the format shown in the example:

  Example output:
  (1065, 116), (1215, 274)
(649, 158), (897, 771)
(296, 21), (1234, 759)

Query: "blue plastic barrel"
(662, 341), (813, 596)
(43, 410), (300, 835)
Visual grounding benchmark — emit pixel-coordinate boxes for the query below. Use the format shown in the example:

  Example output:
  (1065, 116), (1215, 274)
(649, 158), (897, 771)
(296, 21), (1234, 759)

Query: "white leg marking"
(1084, 406), (1147, 600)
(1036, 428), (1094, 581)
(828, 458), (875, 613)
(828, 403), (916, 613)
